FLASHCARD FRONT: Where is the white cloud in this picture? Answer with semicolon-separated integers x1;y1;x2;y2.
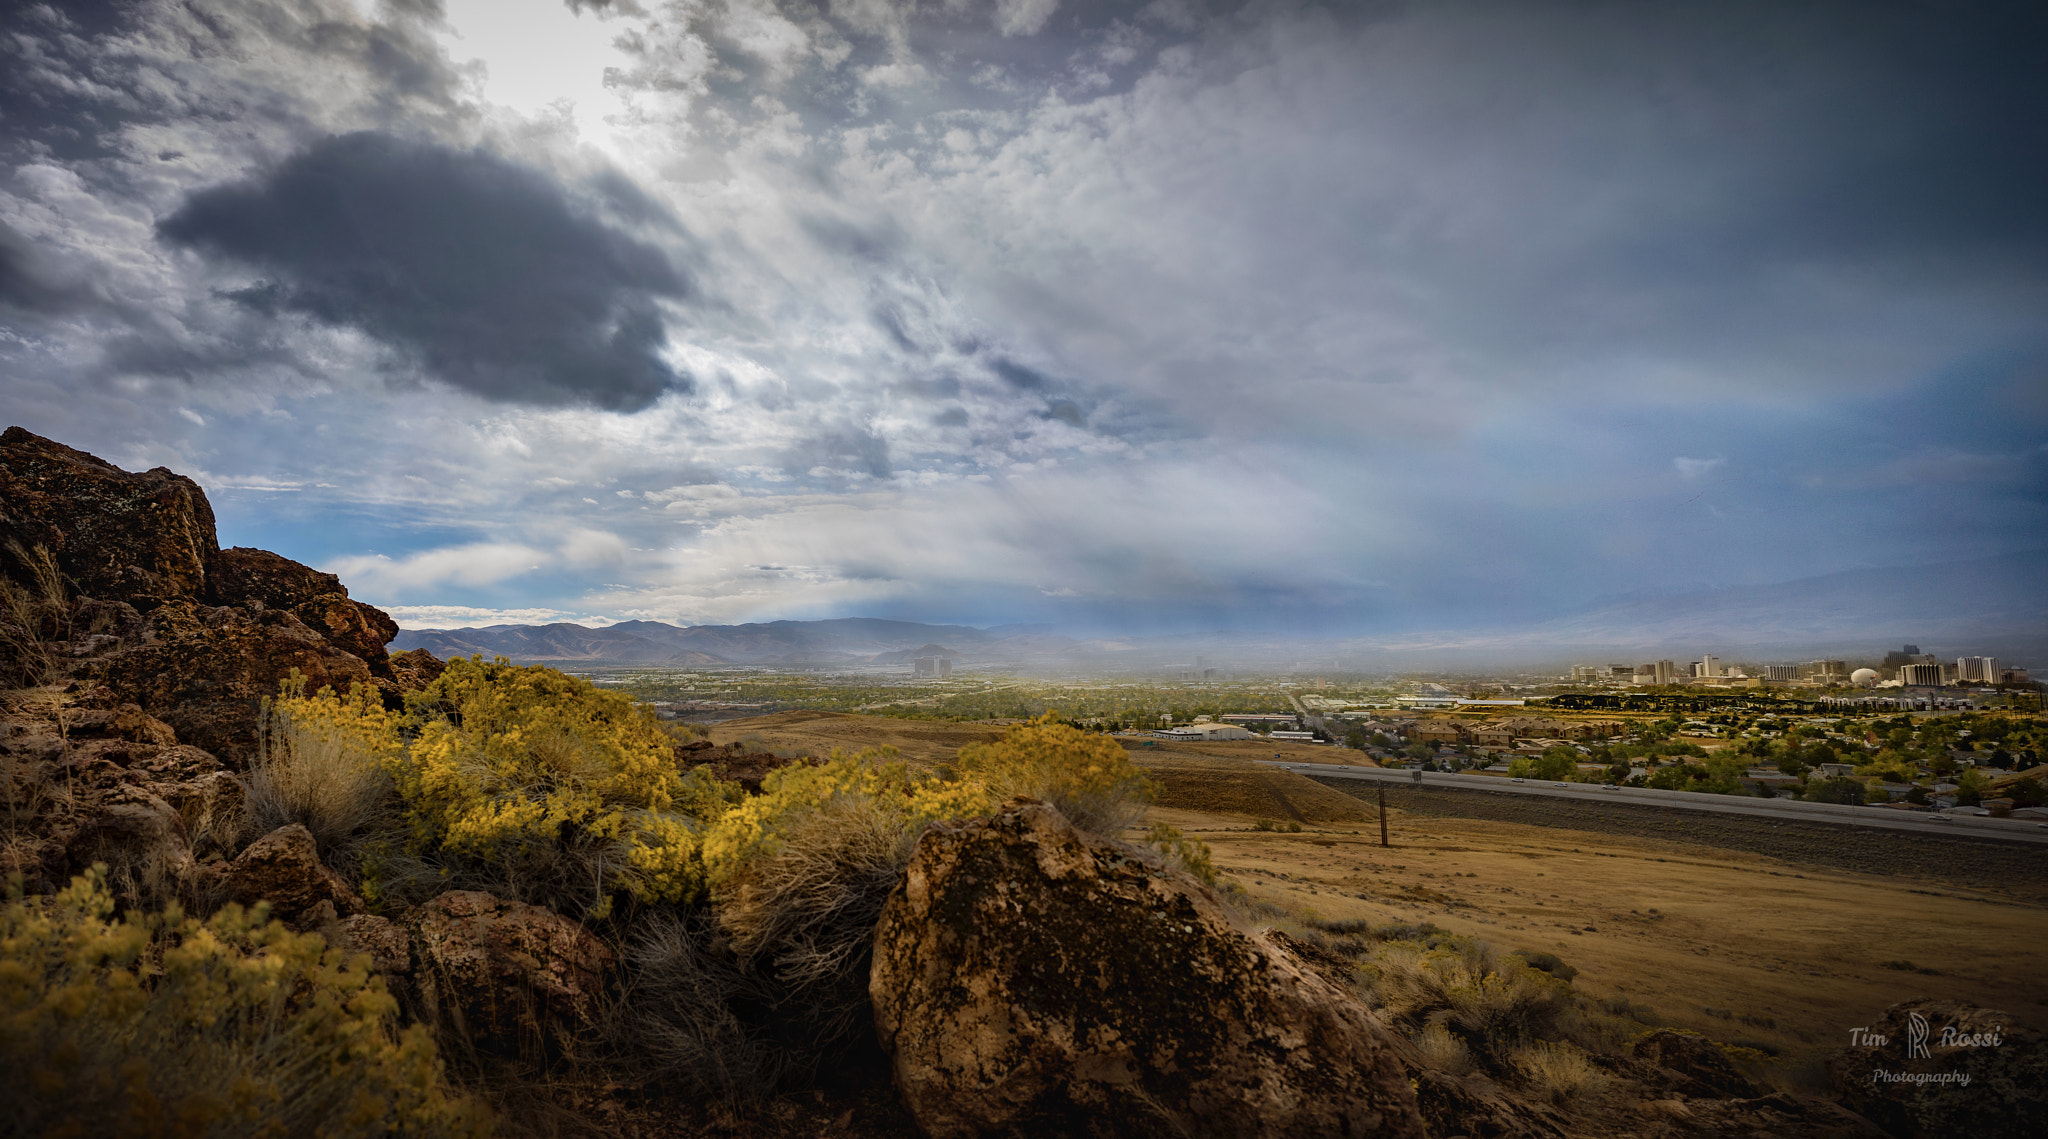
326;543;547;593
1674;456;1726;480
379;605;611;629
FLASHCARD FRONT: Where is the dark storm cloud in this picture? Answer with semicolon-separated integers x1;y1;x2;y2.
157;132;694;411
0;219;88;314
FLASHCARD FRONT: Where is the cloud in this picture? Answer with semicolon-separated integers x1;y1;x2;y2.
156;132;693;411
325;542;548;592
1674;456;1725;480
378;604;610;629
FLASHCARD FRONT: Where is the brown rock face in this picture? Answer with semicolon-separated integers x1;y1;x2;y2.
408;890;615;1059
206;547;398;667
84;598;372;762
0;426;219;608
1631;1029;1763;1099
869;800;1427;1139
1;428;422;762
225;823;364;926
334;913;414;975
1827;999;2046;1139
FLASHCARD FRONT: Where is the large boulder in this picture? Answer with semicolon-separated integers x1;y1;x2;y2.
1827;999;2046;1138
83;598;372;763
225;823;364;927
407;890;615;1060
870;800;1427;1139
206;547;398;668
0;426;219;608
62;784;195;904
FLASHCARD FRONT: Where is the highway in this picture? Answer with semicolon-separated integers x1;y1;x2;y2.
1256;761;2048;846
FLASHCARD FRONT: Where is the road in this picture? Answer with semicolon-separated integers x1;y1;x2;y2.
1256;761;2048;846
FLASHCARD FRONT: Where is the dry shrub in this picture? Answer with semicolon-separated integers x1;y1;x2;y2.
0;541;66;689
954;713;1153;836
1358;934;1574;1075
245;677;404;858
0;867;489;1139
613;912;796;1106
1414;1020;1475;1075
701;749;986;1065
1512;1040;1609;1105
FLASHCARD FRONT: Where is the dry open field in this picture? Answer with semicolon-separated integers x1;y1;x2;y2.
707;714;2048;1061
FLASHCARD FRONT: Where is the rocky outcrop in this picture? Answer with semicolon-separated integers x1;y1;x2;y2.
408;890;615;1059
1632;1029;1763;1100
1827;999;2045;1138
1;427;429;763
869;799;1427;1139
0;426;219;608
225;823;363;927
84;598;374;762
206;547;398;668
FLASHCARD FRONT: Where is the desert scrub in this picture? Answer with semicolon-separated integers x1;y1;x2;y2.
953;713;1153;835
1355;932;1574;1075
247;675;405;857
697;749;991;1056
388;658;740;916
0;867;488;1139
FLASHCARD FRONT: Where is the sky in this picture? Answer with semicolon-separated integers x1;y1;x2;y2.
2;0;2044;637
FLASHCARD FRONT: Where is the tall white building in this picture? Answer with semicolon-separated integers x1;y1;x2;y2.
1697;655;1720;679
1956;657;1999;684
1898;662;1944;687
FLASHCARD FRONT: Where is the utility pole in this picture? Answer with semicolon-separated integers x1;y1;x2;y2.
1378;785;1389;847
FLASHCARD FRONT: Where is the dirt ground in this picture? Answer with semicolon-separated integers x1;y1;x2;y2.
704;715;2048;1060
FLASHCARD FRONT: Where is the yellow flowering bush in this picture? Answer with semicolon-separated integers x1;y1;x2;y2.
700;748;992;891
954;713;1155;835
0;867;489;1139
389;658;739;910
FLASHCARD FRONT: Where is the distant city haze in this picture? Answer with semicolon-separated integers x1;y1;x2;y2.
2;2;2042;650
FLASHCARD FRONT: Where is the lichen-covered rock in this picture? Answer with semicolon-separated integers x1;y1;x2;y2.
386;646;448;691
206;547;398;668
62;784;195;902
0;426;220;608
84;598;372;763
869;799;1427;1139
334;913;414;975
408;890;615;1059
225;823;363;926
1632;1029;1762;1099
1826;999;2046;1139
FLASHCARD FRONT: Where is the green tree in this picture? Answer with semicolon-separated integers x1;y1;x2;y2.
1803;776;1866;805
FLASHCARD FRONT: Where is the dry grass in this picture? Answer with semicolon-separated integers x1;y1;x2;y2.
244;698;399;858
714;793;919;1056
612;912;798;1105
1511;1039;1610;1105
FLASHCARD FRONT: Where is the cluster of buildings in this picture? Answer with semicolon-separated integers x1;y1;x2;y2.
1564;645;2030;691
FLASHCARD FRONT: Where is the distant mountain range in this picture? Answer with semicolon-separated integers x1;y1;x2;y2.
391;550;2047;672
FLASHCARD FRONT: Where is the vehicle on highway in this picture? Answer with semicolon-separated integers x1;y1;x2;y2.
1553;782;1567;788
1511;777;1524;783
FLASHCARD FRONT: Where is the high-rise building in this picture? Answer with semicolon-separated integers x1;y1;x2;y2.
1898;662;1943;687
1610;665;1633;681
1653;659;1676;686
1956;657;1999;684
1764;664;1799;682
1807;660;1847;681
1571;665;1601;683
1698;655;1720;679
